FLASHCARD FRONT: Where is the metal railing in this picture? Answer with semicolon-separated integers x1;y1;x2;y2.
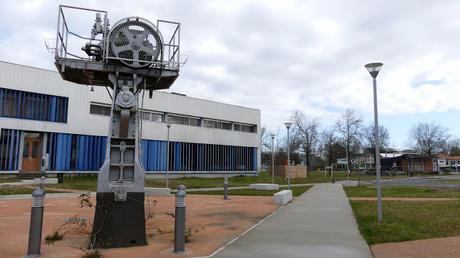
55;5;184;71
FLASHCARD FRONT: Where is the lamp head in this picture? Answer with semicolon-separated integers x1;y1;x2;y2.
284;122;292;130
365;62;383;78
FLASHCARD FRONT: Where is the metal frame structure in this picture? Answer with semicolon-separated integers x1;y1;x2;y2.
55;5;182;71
54;5;183;90
53;5;183;248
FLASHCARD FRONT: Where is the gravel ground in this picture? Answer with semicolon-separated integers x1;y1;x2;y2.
0;194;277;258
372;235;460;258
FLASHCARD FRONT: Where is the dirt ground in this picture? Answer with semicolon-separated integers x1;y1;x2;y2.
372;235;460;258
0;194;278;258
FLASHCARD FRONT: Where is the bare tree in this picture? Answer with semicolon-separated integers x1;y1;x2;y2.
335;109;363;172
260;127;270;152
448;138;460;155
319;129;338;166
292;110;320;169
362;124;390;152
409;122;450;157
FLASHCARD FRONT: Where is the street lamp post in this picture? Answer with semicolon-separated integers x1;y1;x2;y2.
284;122;292;190
270;133;276;184
365;62;383;224
166;124;171;188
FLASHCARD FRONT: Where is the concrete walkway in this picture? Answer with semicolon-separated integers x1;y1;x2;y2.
213;184;372;258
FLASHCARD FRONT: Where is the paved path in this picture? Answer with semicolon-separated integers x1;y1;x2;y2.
213;184;372;258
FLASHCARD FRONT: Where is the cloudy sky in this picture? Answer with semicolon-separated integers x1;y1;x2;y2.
1;0;460;148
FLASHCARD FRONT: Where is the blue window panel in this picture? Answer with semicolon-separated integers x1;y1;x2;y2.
65;134;72;170
14;130;20;170
95;137;100;169
100;137;107;167
54;134;63;170
155;141;159;171
175;142;181;171
0;88;4;116
49;96;57;122
89;136;94;170
148;141;154;170
76;136;82;170
7;130;14;171
15;91;20;118
159;141;164;171
63;99;68;123
141;140;148;170
0;88;68;123
253;148;257;171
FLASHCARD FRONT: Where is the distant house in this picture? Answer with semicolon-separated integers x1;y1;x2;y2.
380;151;434;172
352;154;374;170
437;154;460;168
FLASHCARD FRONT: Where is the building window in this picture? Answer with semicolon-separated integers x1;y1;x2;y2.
141;140;258;172
142;112;151;120
234;123;257;133
203;120;220;129
222;122;232;130
141;111;163;122
190;117;201;127
151;113;163;122
90;103;111;116
0;87;68;123
166;114;189;125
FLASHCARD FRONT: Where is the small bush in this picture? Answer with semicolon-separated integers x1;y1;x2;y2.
82;249;102;258
45;230;64;245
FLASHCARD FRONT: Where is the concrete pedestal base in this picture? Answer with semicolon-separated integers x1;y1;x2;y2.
145;187;171;196
90;192;147;248
249;183;279;190
273;190;293;205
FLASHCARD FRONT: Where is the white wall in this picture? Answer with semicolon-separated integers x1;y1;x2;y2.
0;61;261;149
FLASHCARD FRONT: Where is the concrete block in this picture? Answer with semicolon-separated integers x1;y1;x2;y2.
273;190;292;205
145;187;171;196
249;183;279;190
31;178;58;185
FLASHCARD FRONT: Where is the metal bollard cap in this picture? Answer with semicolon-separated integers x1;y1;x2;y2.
176;189;186;198
177;184;186;191
32;188;46;197
224;177;228;184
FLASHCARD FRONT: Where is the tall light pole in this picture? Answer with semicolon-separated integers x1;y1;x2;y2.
284;122;292;190
166;123;171;188
365;62;383;224
270;133;276;184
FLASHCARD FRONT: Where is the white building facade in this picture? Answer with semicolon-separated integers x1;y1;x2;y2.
0;61;261;176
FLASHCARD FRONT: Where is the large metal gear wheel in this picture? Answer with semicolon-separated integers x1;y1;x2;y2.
109;17;163;68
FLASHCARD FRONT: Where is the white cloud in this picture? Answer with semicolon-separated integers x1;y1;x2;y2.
1;0;460;145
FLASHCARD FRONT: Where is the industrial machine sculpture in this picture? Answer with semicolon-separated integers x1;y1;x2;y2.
53;5;182;247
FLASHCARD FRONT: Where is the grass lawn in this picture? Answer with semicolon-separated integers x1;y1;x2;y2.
146;171;403;189
0;178;19;183
344;186;460;198
0;186;63;195
40;171;405;192
350;200;460;245
344;185;460;198
189;185;312;197
45;175;97;191
433;179;460;184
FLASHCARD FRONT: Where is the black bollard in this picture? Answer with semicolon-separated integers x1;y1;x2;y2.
26;187;46;258
224;177;229;200
57;173;64;184
174;185;186;254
